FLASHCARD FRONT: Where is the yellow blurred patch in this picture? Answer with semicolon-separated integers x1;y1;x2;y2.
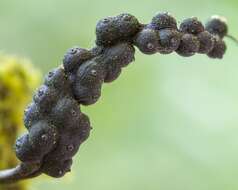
0;53;41;190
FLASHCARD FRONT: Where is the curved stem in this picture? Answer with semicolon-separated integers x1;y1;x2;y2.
0;162;42;184
226;34;238;45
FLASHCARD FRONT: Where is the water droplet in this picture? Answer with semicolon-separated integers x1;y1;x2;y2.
58;170;63;175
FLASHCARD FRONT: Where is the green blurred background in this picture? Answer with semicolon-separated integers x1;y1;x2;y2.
0;0;238;189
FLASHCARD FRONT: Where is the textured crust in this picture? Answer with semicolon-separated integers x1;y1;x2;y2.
15;12;227;179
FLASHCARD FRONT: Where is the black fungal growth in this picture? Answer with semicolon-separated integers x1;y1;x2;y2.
15;12;228;178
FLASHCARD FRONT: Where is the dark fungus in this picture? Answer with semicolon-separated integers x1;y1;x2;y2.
15;12;228;178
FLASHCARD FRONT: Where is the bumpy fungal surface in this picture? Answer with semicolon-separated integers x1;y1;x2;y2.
197;31;215;54
150;12;177;30
205;16;228;38
157;29;181;54
14;12;228;179
179;17;205;34
176;33;200;57
134;28;160;54
96;13;141;46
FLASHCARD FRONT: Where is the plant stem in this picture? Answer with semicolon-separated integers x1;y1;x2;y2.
0;163;42;184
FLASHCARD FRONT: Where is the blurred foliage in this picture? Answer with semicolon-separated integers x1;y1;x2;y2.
0;54;41;190
0;0;238;190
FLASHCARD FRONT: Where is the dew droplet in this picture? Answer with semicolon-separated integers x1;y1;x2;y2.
58;170;63;175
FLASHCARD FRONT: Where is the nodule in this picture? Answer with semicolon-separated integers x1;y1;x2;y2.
150;12;177;30
205;15;228;38
180;17;204;34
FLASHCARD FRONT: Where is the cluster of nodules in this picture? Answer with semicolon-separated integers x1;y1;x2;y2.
15;68;91;177
14;36;135;178
96;13;227;58
14;12;227;179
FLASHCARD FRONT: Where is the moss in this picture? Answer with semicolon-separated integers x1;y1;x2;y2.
0;53;40;189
